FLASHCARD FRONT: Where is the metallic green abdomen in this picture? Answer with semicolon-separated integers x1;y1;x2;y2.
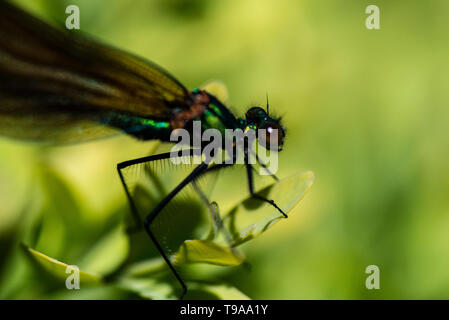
99;112;172;141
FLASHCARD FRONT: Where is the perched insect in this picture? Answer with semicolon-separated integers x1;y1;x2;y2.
0;1;287;298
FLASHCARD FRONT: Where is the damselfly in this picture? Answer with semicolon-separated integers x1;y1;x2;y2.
0;1;288;298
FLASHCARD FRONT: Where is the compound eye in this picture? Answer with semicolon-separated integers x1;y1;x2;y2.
245;107;267;122
261;122;284;150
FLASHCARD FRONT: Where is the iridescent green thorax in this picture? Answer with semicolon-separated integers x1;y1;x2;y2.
98;89;284;151
98;89;241;143
195;91;242;141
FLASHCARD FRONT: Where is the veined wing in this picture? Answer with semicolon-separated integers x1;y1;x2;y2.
0;1;190;143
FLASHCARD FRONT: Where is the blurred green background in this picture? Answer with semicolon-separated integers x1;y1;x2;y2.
1;0;448;299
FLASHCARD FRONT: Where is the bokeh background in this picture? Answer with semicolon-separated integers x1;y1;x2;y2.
1;0;448;299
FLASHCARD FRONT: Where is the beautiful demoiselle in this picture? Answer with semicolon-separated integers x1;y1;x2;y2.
0;1;288;298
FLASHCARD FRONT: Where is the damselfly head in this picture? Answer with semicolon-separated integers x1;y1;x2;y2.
244;106;285;151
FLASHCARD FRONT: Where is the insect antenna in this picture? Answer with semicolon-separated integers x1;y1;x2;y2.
266;92;270;115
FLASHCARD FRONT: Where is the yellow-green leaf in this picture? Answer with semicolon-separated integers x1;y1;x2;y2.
224;171;315;246
174;240;245;266
200;79;229;104
187;283;251;300
23;245;102;285
118;278;177;300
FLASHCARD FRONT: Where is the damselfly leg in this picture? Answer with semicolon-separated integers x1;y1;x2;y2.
117;150;210;299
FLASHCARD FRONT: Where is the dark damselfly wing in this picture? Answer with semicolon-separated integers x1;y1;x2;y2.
0;1;189;143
